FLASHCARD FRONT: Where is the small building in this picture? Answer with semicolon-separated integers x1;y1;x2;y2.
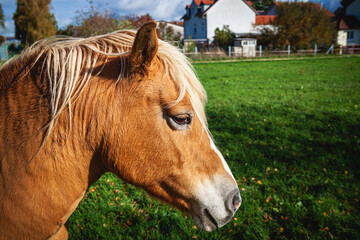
233;38;257;57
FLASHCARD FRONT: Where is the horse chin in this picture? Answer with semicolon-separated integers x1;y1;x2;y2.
192;210;218;232
191;207;236;232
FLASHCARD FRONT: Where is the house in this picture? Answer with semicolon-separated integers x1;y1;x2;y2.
336;0;360;47
182;0;258;43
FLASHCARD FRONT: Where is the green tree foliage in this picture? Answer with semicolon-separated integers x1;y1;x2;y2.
260;3;337;49
250;0;273;11
0;3;5;30
214;25;235;48
13;0;57;47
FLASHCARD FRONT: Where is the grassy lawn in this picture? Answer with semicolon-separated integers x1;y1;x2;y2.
66;56;360;239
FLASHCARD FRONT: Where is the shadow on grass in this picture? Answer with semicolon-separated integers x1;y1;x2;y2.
206;103;360;173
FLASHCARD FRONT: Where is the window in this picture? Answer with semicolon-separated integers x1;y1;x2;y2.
347;31;354;41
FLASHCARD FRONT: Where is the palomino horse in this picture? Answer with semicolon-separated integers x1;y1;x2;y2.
0;22;241;239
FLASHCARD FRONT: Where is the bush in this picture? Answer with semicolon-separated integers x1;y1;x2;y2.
214;25;235;49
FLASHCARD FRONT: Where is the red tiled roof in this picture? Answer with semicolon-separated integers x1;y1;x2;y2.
186;4;190;8
194;0;215;6
339;15;360;30
170;21;184;26
246;1;253;6
256;15;276;25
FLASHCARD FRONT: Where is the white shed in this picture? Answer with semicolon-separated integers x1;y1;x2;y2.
233;38;257;57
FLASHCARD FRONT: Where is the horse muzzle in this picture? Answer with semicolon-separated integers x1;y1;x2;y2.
190;176;241;231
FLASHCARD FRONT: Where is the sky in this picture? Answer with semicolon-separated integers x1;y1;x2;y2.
1;0;341;37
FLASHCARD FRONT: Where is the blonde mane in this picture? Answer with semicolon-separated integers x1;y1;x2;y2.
2;29;209;142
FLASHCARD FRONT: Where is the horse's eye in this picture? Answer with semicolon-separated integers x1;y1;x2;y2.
172;114;191;125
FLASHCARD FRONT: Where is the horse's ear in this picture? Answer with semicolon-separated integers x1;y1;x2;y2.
130;21;158;74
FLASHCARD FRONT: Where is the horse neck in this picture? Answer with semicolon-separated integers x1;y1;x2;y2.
0;57;107;237
0;56;118;223
0;54;36;92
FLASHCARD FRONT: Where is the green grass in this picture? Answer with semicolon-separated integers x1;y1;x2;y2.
68;56;360;239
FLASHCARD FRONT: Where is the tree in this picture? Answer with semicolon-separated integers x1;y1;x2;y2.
13;0;57;47
260;3;336;49
57;1;135;37
250;0;273;11
125;14;154;29
214;25;235;48
0;35;5;45
0;3;5;30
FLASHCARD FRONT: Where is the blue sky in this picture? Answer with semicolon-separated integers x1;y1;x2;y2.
1;0;341;37
1;0;193;36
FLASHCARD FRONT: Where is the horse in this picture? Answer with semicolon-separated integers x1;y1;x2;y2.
0;22;241;239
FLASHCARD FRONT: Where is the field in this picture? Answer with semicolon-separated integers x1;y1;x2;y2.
68;56;360;239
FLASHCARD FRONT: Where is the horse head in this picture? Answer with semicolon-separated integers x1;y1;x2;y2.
98;22;241;231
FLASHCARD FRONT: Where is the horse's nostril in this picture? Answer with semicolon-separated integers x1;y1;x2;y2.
232;192;241;211
227;189;241;212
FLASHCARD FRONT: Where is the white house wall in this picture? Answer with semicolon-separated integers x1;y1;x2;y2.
206;0;256;42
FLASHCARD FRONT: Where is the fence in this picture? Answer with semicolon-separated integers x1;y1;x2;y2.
183;44;360;59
